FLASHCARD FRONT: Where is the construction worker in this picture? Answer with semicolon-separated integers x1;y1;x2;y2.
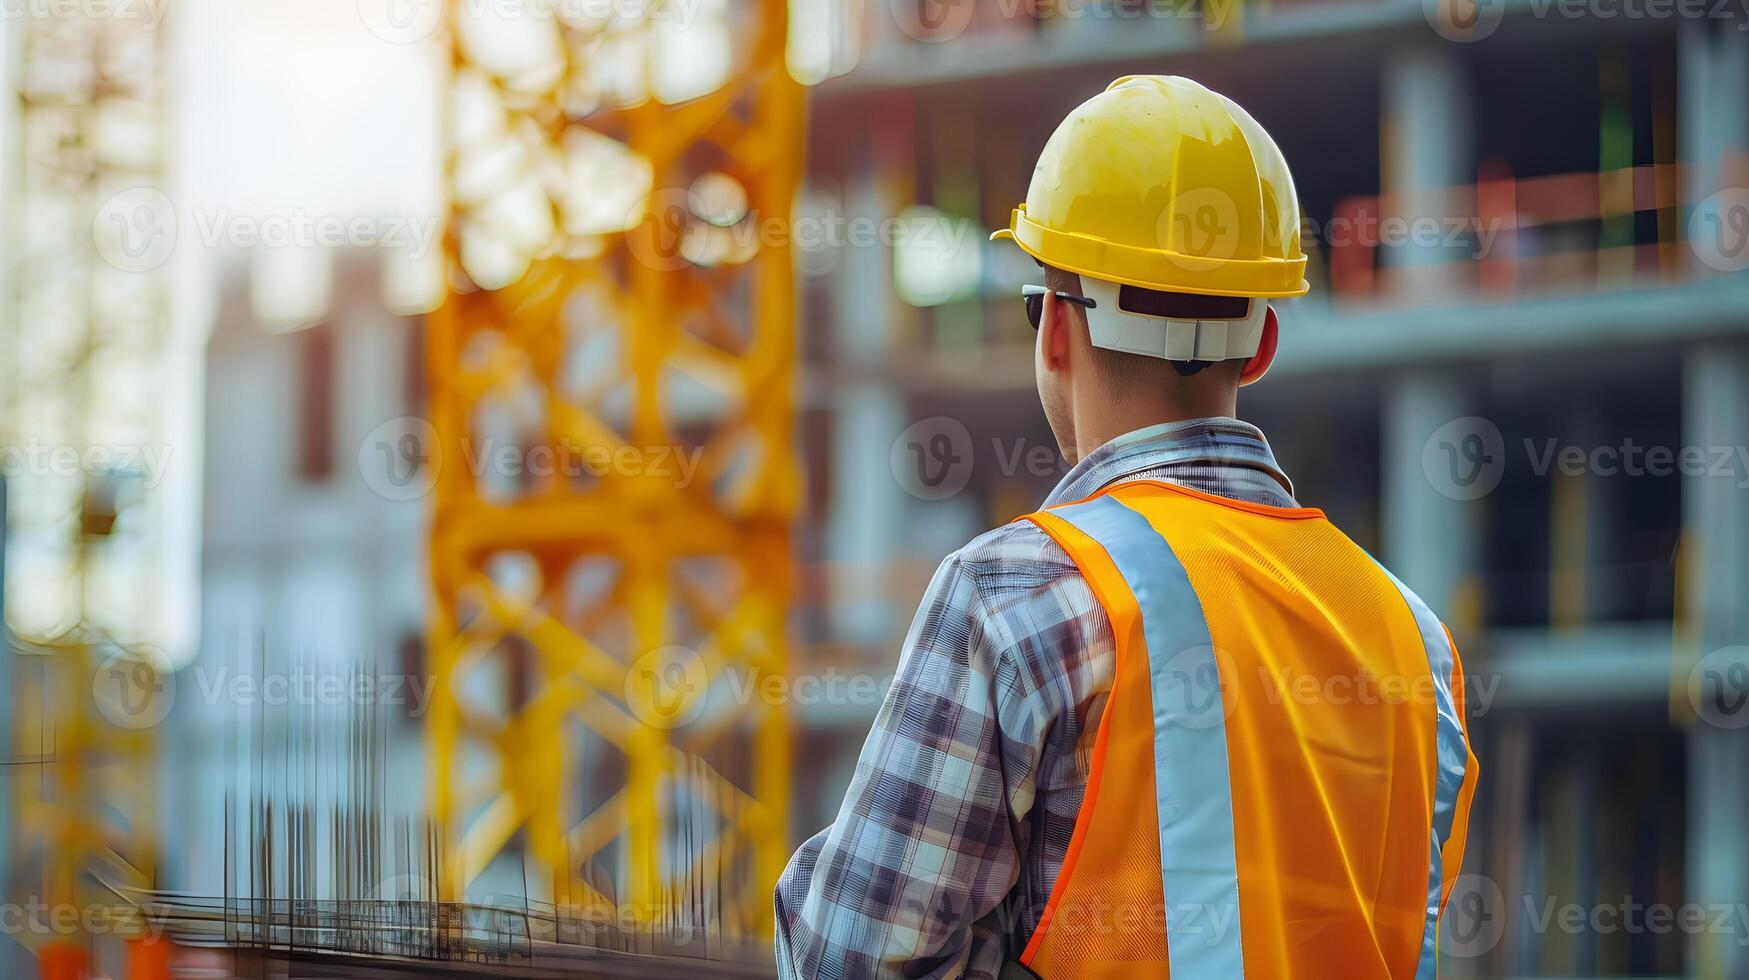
775;76;1479;979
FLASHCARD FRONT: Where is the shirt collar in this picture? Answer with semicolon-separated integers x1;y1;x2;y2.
1042;417;1296;508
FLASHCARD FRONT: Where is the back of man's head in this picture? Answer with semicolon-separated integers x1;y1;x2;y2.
1042;265;1248;395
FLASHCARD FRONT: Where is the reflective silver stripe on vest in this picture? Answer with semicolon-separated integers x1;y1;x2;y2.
1378;566;1468;980
1054;495;1245;977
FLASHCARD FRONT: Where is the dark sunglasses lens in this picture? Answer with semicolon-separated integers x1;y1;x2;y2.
1023;292;1044;330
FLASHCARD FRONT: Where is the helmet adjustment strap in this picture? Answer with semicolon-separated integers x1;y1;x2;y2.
1077;276;1269;365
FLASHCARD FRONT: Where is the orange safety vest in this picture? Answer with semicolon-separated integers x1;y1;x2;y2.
1017;480;1479;979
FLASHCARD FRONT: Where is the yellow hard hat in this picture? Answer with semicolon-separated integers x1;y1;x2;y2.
992;75;1309;299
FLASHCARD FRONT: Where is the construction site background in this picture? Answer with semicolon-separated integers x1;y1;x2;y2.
1;0;1747;977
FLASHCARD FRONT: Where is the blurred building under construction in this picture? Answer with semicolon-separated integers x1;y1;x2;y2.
796;8;1749;979
1;0;1747;978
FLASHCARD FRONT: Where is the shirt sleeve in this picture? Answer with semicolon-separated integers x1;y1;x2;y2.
774;548;1027;980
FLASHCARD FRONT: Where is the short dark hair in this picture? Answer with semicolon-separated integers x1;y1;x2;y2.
1042;265;1243;390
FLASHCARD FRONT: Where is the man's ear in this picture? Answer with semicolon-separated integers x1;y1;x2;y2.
1040;291;1074;372
1237;306;1278;386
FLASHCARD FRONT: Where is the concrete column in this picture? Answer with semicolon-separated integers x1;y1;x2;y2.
834;153;896;365
825;157;908;646
826;388;908;645
1681;342;1749;980
1381;47;1475;301
1680;25;1749;283
1382;371;1482;624
1679;23;1749;205
1679;36;1749;980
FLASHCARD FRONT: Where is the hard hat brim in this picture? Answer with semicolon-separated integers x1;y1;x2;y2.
994;206;1311;300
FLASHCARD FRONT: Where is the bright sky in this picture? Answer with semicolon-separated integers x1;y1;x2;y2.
175;0;444;224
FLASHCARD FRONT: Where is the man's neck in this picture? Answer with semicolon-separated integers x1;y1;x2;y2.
1071;389;1238;464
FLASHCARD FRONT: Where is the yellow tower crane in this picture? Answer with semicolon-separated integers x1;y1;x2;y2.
428;0;803;938
4;6;173;980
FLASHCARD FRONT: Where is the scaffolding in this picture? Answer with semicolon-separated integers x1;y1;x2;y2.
428;0;803;937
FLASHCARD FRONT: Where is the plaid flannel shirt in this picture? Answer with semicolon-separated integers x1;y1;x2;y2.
774;418;1298;980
